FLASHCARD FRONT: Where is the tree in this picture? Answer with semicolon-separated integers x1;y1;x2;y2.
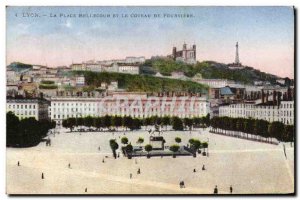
131;118;141;130
121;137;129;146
172;117;183;131
126;143;133;153
62;118;76;132
7;111;20;146
183;118;193;132
169;144;180;158
175;137;182;144
143;117;152;130
193;117;201;128
123;116;133;131
136;137;144;145
188;138;195;145
7;112;54;147
283;125;294;144
202;142;208;153
94;117;102;130
236;118;244;137
109;139;119;159
113;116;123;131
244;118;255;139
144;144;153;157
84;116;93;128
103;115;112;129
76;117;84;127
189;138;201;152
203;114;210;127
162;116;170;130
268;121;285;142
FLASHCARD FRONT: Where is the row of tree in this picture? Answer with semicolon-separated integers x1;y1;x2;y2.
62;115;210;132
210;116;294;143
7;112;56;147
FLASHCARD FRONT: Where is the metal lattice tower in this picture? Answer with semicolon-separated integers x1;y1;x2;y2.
235;42;240;64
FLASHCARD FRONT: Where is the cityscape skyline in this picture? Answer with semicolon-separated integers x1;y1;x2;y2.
6;6;294;78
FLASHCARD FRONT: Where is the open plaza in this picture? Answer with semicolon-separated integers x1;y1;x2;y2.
6;128;294;194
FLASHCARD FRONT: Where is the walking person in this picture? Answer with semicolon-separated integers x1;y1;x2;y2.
68;163;71;169
17;161;20;166
137;168;141;174
202;165;206;170
230;185;233;194
214;185;218;194
41;173;44;179
85;188;87;193
193;168;196;173
130;173;132;179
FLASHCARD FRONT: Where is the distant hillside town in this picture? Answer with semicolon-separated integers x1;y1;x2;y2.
6;42;294;128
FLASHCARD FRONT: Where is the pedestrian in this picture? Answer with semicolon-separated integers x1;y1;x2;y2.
182;181;185;188
193;168;196;173
130;173;132;179
98;146;101;151
41;173;44;179
202;165;206;170
17;161;20;166
214;185;218;194
68;163;71;169
230;185;233;194
85;188;87;193
137;168;140;174
102;158;105;163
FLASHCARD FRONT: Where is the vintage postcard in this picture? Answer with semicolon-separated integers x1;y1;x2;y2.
6;6;295;195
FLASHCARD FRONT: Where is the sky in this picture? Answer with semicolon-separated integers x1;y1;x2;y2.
6;6;294;78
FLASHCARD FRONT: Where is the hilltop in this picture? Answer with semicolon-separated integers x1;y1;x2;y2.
73;71;209;94
140;58;280;85
7;62;32;72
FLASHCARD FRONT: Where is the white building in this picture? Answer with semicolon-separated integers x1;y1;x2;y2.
7;98;50;120
124;56;145;64
71;63;86;71
85;63;103;72
50;92;210;126
219;101;294;125
75;76;85;86
118;65;139;74
6;70;16;83
193;79;235;88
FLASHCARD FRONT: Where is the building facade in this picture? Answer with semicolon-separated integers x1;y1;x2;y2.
50;92;210;126
219;101;294;125
7;98;50;120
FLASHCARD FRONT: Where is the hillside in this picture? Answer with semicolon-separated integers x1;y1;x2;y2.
8;62;32;72
73;71;209;94
140;58;280;85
